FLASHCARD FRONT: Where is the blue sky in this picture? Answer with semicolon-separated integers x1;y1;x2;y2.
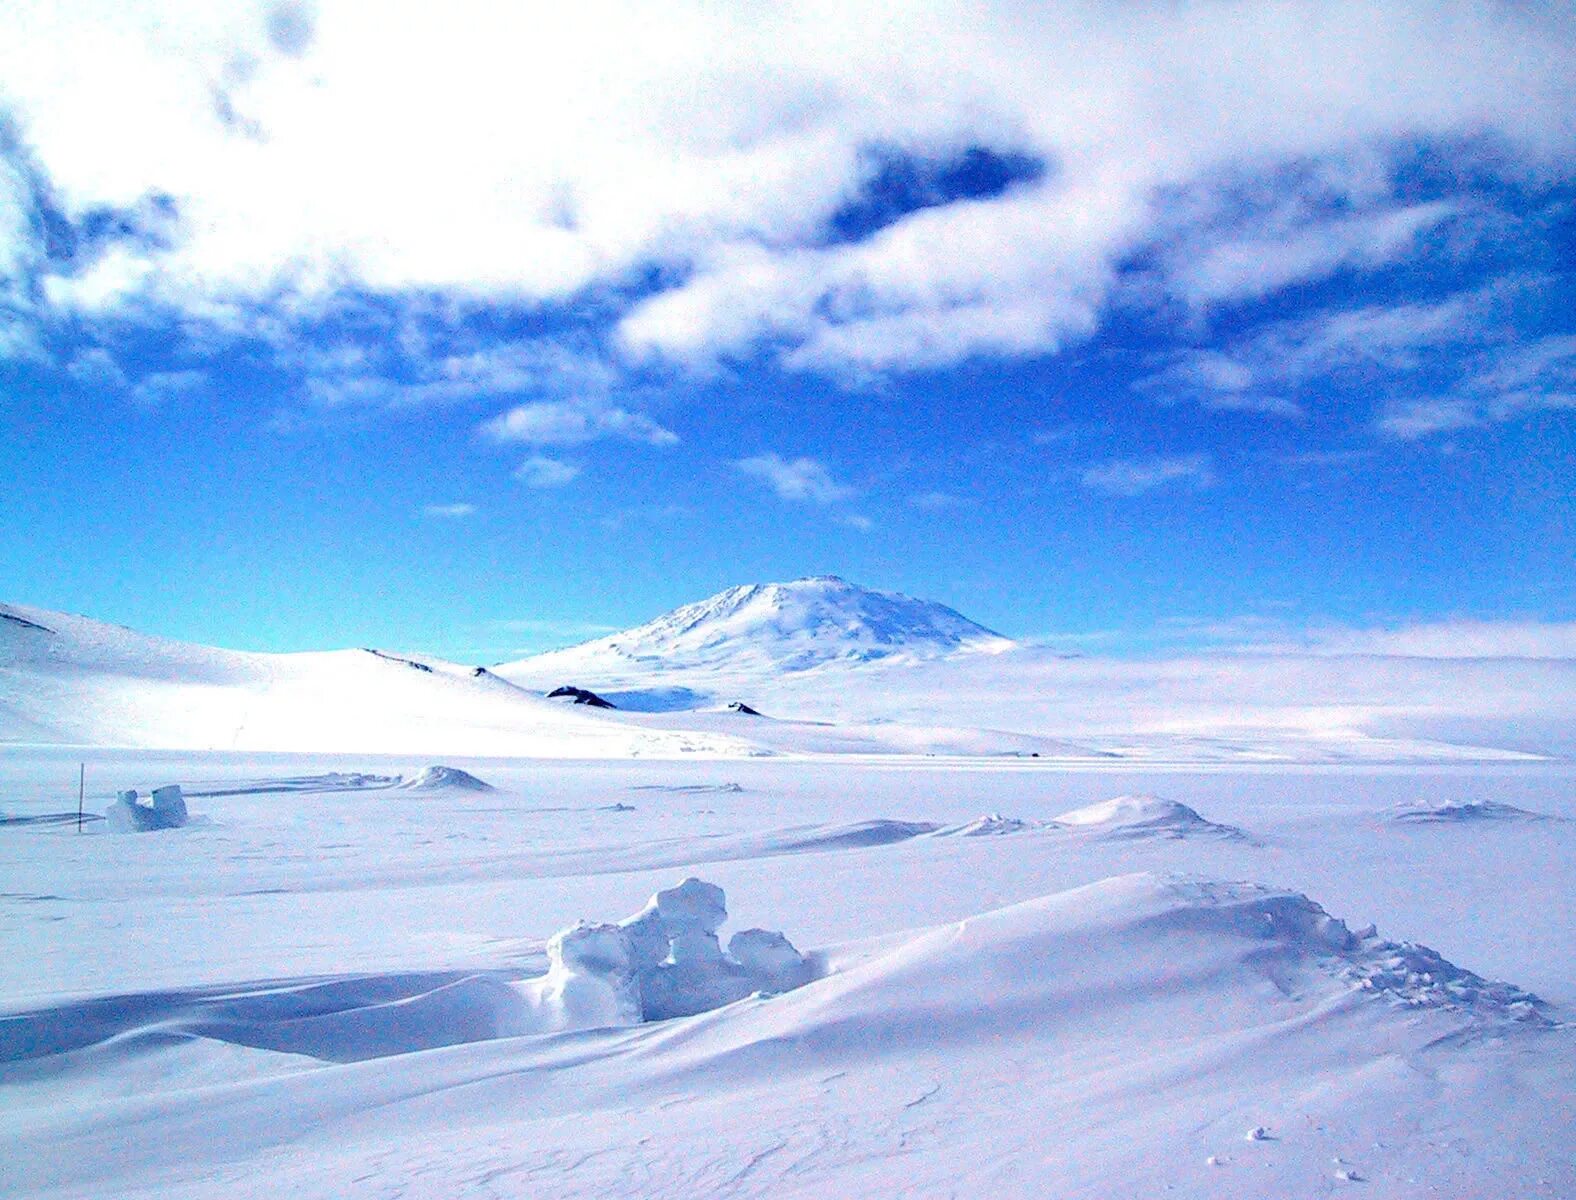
2;2;1573;662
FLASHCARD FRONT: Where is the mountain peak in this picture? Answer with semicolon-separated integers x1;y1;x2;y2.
499;578;1014;682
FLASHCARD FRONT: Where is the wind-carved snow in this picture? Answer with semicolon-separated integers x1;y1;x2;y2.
1156;877;1549;1023
486;875;816;1037
932;814;1041;837
1386;799;1555;823
104;785;190;832
501;575;1015;681
1051;795;1250;841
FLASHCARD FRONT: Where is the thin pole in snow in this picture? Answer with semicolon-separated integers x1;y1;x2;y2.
77;762;84;833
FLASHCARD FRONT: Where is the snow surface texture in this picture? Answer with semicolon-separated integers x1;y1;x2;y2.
1;753;1574;1198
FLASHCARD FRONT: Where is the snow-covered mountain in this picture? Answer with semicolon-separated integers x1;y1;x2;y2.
0;602;740;756
6;589;1571;761
498;576;1015;686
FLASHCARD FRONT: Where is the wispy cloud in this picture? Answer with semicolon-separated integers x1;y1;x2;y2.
1081;454;1215;496
514;456;581;488
1375;398;1479;440
481;399;678;447
129;369;207;407
1375;332;1576;440
65;347;129;390
293;336;623;413
1137;287;1492;416
422;502;477;519
1167;201;1456;307
735;453;855;504
1195;615;1576;658
909;491;973;511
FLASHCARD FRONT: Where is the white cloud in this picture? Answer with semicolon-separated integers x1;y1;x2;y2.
1081;453;1214;496
736;453;854;504
295;336;624;411
1373;331;1576;439
0;1;1570;378
129;368;206;406
66;347;128;389
422;502;476;518
1217;617;1576;659
1166;201;1455;307
1375;397;1479;439
1136;279;1576;437
909;490;972;511
0;315;45;362
481;398;678;447
839;513;875;531
514;455;580;488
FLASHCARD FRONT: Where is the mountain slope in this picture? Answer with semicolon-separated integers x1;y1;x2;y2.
498;576;1014;688
0;602;743;756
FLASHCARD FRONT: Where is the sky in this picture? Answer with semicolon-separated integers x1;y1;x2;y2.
1;0;1573;663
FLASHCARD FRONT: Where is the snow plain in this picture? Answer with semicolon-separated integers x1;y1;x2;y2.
3;584;1575;1198
3;751;1573;1199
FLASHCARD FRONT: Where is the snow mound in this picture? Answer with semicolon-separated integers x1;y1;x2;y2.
1051;794;1249;840
934;814;1040;836
524;877;813;1026
1387;799;1554;824
105;785;190;832
397;765;495;792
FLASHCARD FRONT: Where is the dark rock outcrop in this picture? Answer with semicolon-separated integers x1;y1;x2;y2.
546;685;617;709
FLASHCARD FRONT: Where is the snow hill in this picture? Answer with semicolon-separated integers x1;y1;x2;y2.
6;585;1574;761
0;603;740;756
499;576;1014;687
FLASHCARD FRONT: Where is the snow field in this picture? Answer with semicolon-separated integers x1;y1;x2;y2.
2;751;1573;1198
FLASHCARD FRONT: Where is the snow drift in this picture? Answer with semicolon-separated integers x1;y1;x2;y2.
2;871;1562;1200
0;878;811;1068
1386;799;1555;823
1051;795;1249;840
396;766;494;792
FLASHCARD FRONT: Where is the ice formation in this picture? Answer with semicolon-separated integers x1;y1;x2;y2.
522;877;813;1030
105;784;190;832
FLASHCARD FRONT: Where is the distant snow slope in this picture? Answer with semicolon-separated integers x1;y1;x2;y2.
496;578;1573;761
0;603;743;757
7;584;1574;761
499;576;1014;686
